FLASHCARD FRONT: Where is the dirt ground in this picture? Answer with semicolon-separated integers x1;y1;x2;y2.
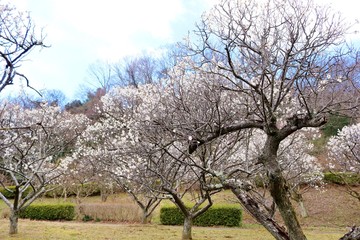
298;185;360;227
239;185;360;228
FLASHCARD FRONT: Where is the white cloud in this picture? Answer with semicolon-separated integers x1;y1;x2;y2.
14;0;188;60
8;0;358;100
315;0;360;40
51;0;185;50
8;0;208;99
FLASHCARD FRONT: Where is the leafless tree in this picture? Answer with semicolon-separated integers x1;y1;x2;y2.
157;44;190;79
40;89;67;108
0;4;46;94
166;0;360;239
85;60;116;93
113;54;160;87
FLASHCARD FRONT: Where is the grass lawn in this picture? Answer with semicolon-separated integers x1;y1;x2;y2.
0;186;358;239
0;219;348;240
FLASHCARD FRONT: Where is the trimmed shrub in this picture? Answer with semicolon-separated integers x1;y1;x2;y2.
20;203;75;221
75;182;101;197
160;207;185;225
324;172;360;186
44;183;101;198
44;185;65;198
160;205;242;227
82;214;94;222
0;186;32;199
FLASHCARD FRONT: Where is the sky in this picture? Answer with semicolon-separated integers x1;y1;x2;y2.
5;0;360;101
8;0;217;100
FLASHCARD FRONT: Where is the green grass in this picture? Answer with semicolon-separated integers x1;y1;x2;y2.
0;187;358;239
0;219;347;240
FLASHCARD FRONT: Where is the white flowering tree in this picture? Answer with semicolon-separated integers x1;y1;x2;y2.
101;78;324;239
327;123;360;201
78;85;225;238
247;129;323;218
123;57;328;238
0;103;88;234
0;3;46;94
76;62;326;238
54;154;107;204
100;59;325;238
168;0;360;239
73;92;164;224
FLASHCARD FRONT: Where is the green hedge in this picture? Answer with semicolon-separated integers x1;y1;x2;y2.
324;172;360;186
20;203;75;221
160;206;242;227
44;183;101;198
0;186;32;199
44;185;65;198
160;207;185;225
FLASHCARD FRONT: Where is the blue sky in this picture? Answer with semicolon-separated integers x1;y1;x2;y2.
6;0;360;101
7;0;217;100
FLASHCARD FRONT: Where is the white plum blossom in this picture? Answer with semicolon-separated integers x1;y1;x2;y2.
0;102;89;234
326;123;360;203
327;123;360;173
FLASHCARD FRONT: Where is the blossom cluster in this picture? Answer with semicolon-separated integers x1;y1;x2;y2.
327;123;360;173
0;102;89;188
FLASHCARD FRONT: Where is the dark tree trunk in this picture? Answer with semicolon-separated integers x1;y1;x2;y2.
229;186;290;240
262;136;307;240
340;226;360;240
268;171;306;240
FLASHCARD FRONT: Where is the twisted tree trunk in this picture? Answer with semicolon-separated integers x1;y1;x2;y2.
268;171;306;240
229;186;290;240
261;136;307;240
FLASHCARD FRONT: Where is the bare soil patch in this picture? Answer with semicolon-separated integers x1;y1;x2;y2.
236;185;360;227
